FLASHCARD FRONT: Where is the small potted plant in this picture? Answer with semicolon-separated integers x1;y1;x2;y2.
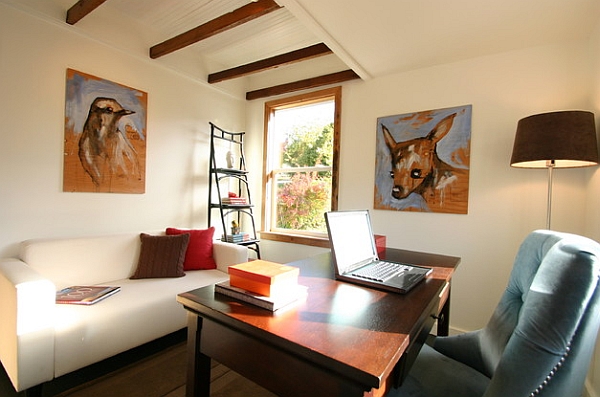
231;220;240;235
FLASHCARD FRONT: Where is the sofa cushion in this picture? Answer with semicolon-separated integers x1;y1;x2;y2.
166;227;217;270
130;233;189;279
53;268;229;377
20;234;142;289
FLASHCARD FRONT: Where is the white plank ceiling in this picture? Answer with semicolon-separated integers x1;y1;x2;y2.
4;0;600;98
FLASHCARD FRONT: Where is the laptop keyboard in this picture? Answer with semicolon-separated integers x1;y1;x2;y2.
351;261;410;282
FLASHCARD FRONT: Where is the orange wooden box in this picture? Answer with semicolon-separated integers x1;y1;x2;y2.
228;260;299;297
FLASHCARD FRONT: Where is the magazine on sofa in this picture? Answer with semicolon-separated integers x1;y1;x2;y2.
56;286;120;305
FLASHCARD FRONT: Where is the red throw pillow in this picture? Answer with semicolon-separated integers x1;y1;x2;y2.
166;227;217;270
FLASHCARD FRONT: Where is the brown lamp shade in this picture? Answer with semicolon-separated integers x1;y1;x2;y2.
510;111;599;168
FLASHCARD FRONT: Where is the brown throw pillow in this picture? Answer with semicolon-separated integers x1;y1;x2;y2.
130;233;189;279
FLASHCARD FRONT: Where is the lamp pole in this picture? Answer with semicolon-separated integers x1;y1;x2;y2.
546;160;555;230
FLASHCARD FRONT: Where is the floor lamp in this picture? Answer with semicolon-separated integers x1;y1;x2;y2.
510;111;598;230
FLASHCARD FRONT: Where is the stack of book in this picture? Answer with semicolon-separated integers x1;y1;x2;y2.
221;197;247;205
228;260;299;296
215;260;306;311
224;232;250;243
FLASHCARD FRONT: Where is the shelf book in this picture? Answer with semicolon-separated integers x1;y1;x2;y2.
215;281;307;311
225;233;250;243
222;197;247;205
56;286;120;305
228;260;299;297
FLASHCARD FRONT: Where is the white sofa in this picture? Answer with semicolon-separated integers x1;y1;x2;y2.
0;231;247;393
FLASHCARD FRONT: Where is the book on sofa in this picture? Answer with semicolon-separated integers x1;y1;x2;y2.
56;286;120;305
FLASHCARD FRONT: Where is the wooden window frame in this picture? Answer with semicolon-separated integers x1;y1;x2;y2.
260;87;341;247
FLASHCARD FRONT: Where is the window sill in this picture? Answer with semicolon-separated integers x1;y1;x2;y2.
259;231;331;248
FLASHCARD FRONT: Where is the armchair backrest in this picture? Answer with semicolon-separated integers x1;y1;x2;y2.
479;230;600;396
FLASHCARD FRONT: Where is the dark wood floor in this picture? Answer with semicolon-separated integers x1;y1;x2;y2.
53;343;276;397
0;330;276;397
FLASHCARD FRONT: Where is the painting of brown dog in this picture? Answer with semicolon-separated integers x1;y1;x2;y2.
375;105;471;213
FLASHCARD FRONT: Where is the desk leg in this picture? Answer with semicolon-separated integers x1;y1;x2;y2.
186;312;211;397
436;284;451;336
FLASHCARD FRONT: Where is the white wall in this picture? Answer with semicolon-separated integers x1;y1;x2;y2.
0;3;245;258
584;15;600;397
247;38;595;331
587;19;600;242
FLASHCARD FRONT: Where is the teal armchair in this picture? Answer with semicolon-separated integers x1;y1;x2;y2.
390;230;600;397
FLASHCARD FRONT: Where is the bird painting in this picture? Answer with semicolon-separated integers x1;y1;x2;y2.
63;68;147;194
78;97;141;188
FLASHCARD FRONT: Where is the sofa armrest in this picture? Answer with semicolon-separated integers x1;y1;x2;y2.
0;258;55;391
212;241;248;273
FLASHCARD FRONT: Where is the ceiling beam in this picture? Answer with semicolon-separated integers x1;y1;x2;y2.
208;43;333;84
246;70;360;100
66;0;108;25
150;0;281;59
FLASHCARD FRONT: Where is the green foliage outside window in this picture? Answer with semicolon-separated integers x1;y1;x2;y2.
283;123;333;167
277;172;331;231
276;123;333;232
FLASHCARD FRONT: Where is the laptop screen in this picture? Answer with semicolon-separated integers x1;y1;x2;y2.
325;210;378;274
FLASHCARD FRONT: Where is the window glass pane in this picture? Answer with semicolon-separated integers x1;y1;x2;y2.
273;170;332;233
272;101;334;169
268;99;334;234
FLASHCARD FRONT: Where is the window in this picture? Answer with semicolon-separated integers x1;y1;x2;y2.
261;87;340;245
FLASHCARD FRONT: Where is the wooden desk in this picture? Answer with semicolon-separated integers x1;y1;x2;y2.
177;248;459;397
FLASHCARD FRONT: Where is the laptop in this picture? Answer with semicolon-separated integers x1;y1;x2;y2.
324;210;432;293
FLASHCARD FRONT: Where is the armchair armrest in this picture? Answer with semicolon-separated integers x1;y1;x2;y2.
431;330;488;376
212;241;248;273
0;258;55;391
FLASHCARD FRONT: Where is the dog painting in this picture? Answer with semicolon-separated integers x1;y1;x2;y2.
63;69;147;193
374;105;471;213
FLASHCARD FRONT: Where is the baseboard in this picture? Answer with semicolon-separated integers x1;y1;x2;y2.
448;326;465;336
584;379;597;397
29;329;187;397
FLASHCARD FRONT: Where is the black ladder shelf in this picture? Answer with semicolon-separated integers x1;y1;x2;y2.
207;122;260;259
